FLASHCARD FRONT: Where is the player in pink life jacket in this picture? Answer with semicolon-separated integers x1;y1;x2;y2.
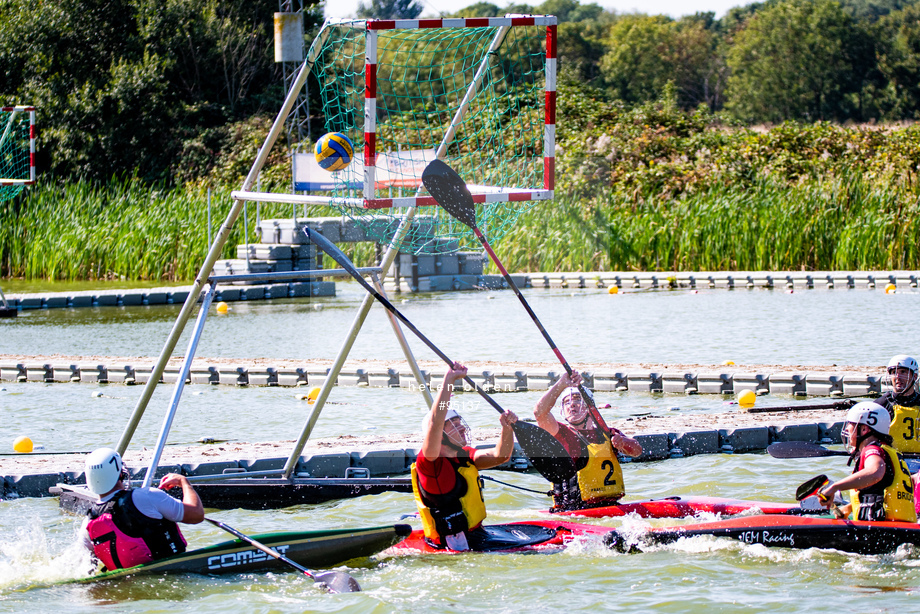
80;448;205;571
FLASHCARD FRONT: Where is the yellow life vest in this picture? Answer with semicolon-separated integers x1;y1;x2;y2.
889;403;920;454
848;444;916;523
575;432;625;502
411;460;487;545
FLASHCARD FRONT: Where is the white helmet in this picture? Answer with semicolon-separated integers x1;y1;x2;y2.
887;355;919;395
423;408;472;448
561;386;590;429
84;447;126;495
843;401;891;437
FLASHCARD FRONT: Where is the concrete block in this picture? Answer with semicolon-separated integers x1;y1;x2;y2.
400;370;430;390
525;371;559;391
42;295;67;309
52;363;80;383
110;365;136;385
367;368;399;388
118;292;143;306
349;449;410;476
594;371;629;392
697;373;733;395
461;371;494;392
819;422;845;443
241;286;265;301
237;244;293;260
733;373;770;395
337;369;368;387
247;367;277;386
168;289;190;304
69;295;93;308
144;291;168;305
218;367;248;386
79;364;108;383
769;372;807;396
239;457;286;473
459;253;485;275
339;220;367;242
450;275;481;291
307;368;334;388
435;254;460;276
276;367;308;387
770;423;820;443
428;275;460;292
161;369;187;384
296;453;351;478
264;284;289;299
258;220;282;244
719;427;770;453
301;218;342;243
9;473;66;497
662;372;697;394
93;293;118;306
843;375;882;397
0;363;26;382
627;372;663;393
216;287;241;302
634;433;670;461
128;464;182;482
133;366;162;385
18;296;42;309
181;461;241;477
190;366;219;385
805;373;845;396
493;371;527;393
669;430;720;456
25;363;52;382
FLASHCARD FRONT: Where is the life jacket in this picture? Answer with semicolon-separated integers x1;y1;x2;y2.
411;455;487;548
848;444;917;522
86;490;187;570
552;429;625;511
889;402;920;455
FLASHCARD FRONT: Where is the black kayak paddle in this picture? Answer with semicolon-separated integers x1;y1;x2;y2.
205;518;360;593
767;441;850;459
422;159;613;438
305;228;577;484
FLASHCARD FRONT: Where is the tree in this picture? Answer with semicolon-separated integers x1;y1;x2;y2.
725;0;875;123
875;4;920;118
356;0;424;19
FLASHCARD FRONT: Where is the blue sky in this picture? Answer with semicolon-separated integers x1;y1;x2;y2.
324;0;747;19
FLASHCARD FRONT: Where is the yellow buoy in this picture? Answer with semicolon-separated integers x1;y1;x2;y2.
608;286;619;295
306;386;321;404
738;389;756;408
216;301;229;314
13;436;33;453
722;360;735;366
885;283;896;294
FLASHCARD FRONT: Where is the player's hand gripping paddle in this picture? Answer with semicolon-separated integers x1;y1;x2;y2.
206;518;360;593
305;228;577;483
422;159;612;436
795;475;845;518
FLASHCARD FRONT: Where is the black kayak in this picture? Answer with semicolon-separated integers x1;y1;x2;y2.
605;515;920;556
69;524;411;583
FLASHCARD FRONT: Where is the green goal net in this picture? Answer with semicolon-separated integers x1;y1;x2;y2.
0;106;35;202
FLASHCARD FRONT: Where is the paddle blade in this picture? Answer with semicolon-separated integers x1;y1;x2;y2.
512;421;577;483
796;474;830;501
422;160;477;228
768;442;849;459
314;570;361;593
305;228;362;280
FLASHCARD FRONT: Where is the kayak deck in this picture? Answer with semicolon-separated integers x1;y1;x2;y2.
73;523;412;583
607;514;920;555
387;520;614;555
554;495;809;519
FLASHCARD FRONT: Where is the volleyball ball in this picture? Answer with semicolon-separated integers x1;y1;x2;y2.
314;132;354;171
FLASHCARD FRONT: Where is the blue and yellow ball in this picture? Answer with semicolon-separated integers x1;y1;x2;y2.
314;132;354;171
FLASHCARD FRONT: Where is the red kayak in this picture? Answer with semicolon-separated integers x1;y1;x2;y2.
605;514;920;555
552;495;810;519
387;520;614;555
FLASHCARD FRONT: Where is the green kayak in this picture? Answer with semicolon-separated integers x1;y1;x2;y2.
69;523;411;583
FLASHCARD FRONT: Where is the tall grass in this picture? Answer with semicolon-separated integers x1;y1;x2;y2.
0;177;376;281
495;171;920;272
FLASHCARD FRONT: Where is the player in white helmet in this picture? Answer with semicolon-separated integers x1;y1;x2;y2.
874;355;920;473
410;362;519;551
80;448;204;571
817;402;916;522
533;371;642;512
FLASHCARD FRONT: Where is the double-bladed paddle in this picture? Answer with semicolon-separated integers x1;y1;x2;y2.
421;159;613;438
305;228;577;484
205;517;360;593
767;441;850;459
